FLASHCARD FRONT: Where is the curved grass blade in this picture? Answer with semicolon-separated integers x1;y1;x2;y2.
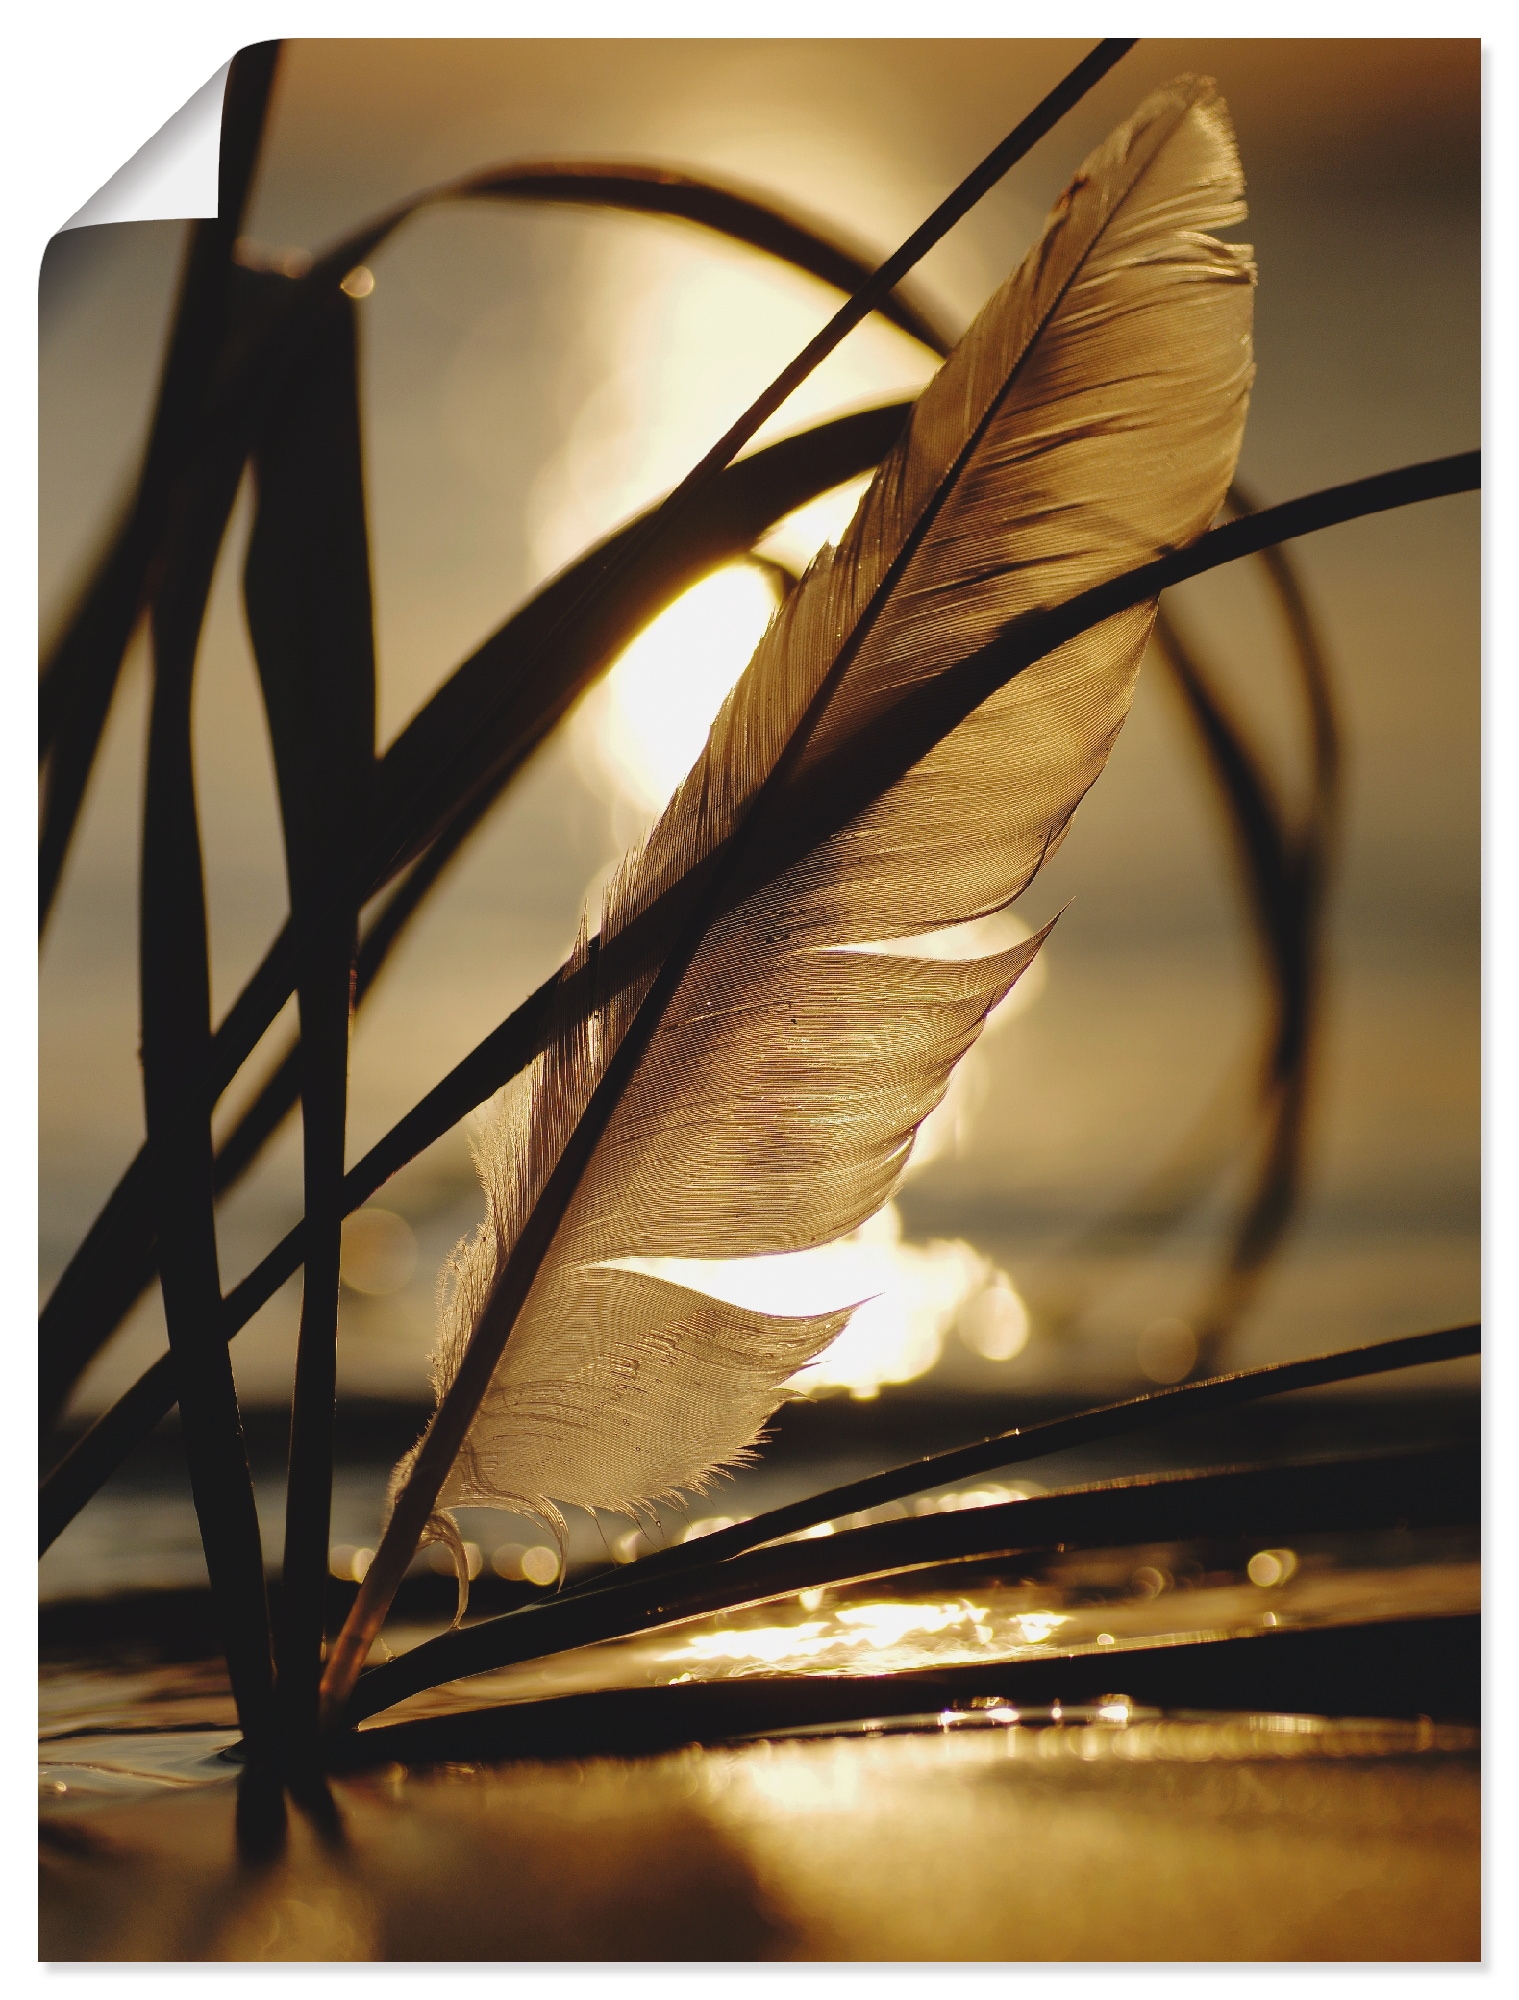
39;459;1479;1553
345;1429;1477;1727
38;404;912;1432
38;43;282;930
242;291;377;1742
1187;480;1344;1367
465;162;953;355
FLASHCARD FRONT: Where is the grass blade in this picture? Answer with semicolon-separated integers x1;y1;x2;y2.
1024;499;1345;1359
341;1612;1480;1765
1186;481;1345;1365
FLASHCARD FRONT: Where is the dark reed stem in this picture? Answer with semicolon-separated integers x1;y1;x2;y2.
38;44;282;931
37;405;913;1431
1149;605;1320;1366
562;1321;1480;1605
125;50;288;1754
464;163;956;355
345;1608;1481;1765
40;455;1480;1558
278;923;355;1748
243;294;378;1748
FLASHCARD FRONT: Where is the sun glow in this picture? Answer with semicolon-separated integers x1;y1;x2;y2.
574;562;782;825
673;1597;993;1669
614;1199;1025;1398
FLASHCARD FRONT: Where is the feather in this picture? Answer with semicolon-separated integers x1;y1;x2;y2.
403;76;1254;1555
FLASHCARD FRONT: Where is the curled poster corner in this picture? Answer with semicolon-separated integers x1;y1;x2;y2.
61;60;231;232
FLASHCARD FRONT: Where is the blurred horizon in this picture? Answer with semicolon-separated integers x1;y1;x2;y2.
40;38;1479;1442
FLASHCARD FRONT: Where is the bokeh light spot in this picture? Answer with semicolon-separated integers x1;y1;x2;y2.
340;1208;417;1296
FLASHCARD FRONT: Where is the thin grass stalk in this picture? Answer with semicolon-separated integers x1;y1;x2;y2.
38;406;914;1428
38;44;282;929
460;163;954;354
1143;493;1342;1370
278;921;355;1749
572;1321;1479;1607
1150;604;1306;1347
39;458;1480;1554
344;1609;1481;1767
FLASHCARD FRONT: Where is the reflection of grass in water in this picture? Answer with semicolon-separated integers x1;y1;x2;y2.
37;36;1478;1780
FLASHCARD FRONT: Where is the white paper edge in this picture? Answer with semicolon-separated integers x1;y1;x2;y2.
61;59;230;232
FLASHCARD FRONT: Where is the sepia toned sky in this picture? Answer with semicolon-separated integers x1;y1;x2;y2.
39;38;1479;1417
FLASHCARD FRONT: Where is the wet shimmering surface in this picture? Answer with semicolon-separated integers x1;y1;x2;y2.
40;1707;1479;1962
